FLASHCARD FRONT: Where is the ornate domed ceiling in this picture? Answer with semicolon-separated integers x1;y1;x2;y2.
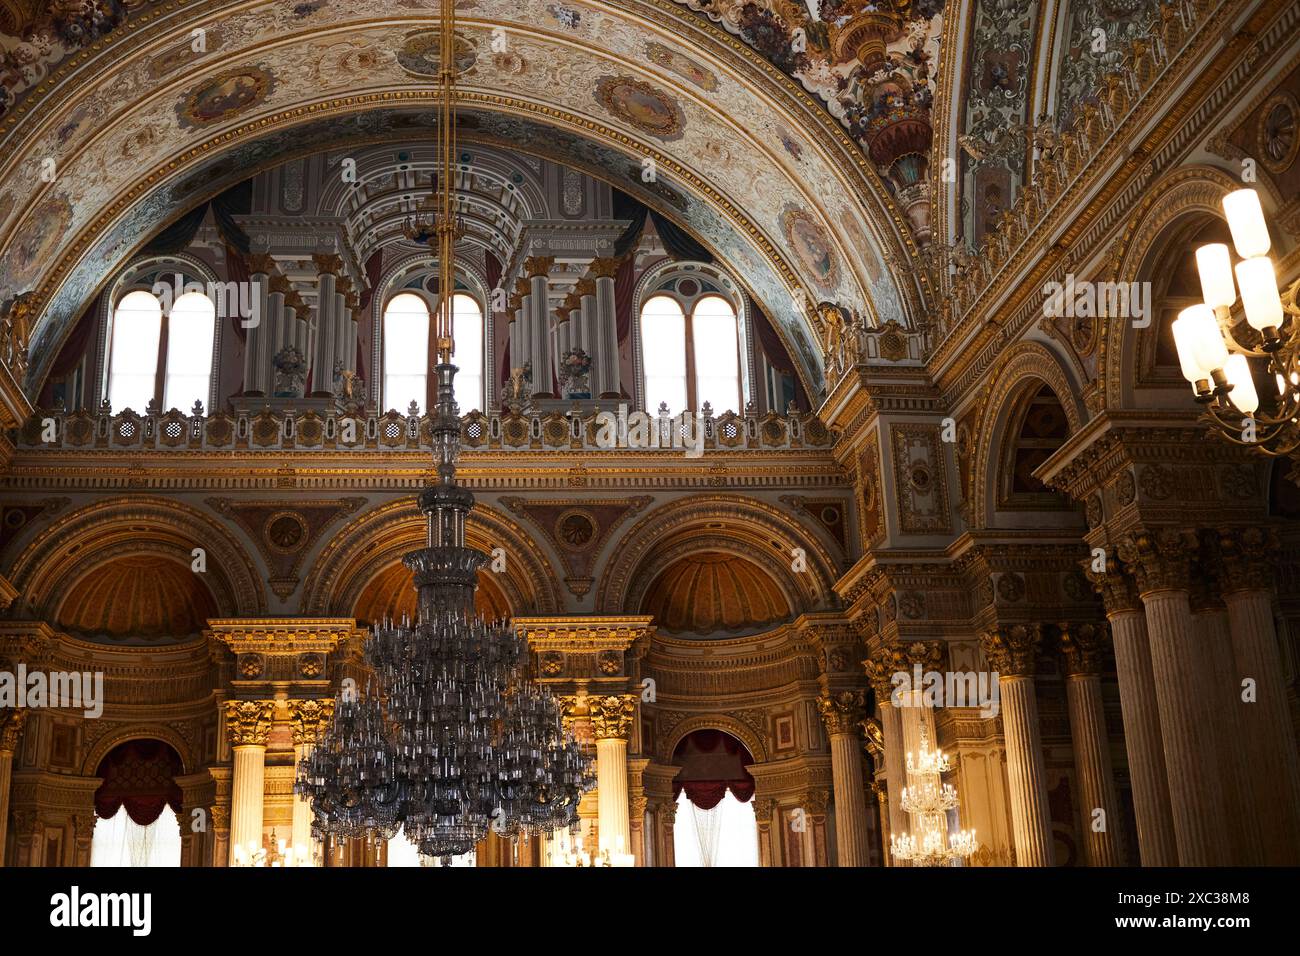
55;555;218;642
640;551;790;637
353;560;509;626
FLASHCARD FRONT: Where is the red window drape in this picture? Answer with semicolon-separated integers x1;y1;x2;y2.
672;729;755;809
94;740;183;826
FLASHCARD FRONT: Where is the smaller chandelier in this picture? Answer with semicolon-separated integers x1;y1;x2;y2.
890;729;976;867
1172;187;1300;455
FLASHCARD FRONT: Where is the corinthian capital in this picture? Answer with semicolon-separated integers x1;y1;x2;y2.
587;695;636;740
863;645;907;698
1058;622;1107;677
1216;526;1279;595
288;699;335;746
0;707;28;753
1085;554;1141;615
523;255;556;279
902;640;944;671
980;624;1042;677
587;256;621;280
224;700;275;747
817;689;867;737
1116;528;1197;595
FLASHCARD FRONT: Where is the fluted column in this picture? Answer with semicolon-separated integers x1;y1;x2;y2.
0;709;26;867
589;257;621;399
864;647;909;857
981;625;1055;866
817;690;871;867
1088;560;1177;865
588;695;635;857
289;699;334;866
224;700;273;866
243;256;275;395
1058;623;1122;866
1218;527;1300;864
525;256;555;399
1120;529;1231;865
576;277;597;357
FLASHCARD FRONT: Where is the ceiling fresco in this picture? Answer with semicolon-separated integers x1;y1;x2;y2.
0;0;920;400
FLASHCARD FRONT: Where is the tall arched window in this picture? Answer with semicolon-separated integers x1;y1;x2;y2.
640;293;741;413
640;294;688;413
89;740;183;867
383;292;431;413
106;288;217;413
107;291;163;412
383;291;485;414
451;292;483;413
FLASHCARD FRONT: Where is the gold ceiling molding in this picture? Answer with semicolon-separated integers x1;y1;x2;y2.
296;496;561;618
594;494;840;614
4;495;266;620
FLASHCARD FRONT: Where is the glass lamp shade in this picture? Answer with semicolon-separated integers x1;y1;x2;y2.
1195;243;1236;309
1235;256;1284;332
1172;304;1227;382
1223;189;1271;258
1224;354;1259;414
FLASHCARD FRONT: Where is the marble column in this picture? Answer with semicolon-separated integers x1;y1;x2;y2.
242;258;274;395
865;648;910;855
589;257;621;399
1218;527;1300;865
0;709;26;867
588;695;635;857
752;798;776;867
224;700;274;866
311;272;337;397
1058;623;1123;866
981;624;1055;866
525;257;555;399
289;699;334;866
576;278;597;358
1120;529;1231;865
817;690;871;867
1088;560;1178;865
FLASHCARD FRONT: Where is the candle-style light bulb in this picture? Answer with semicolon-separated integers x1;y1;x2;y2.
1222;188;1271;258
1195;243;1236;310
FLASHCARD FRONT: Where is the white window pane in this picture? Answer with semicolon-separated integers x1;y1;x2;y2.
641;295;687;413
108;291;162;411
164;291;215;411
90;807;182;867
452;293;483;412
692;296;740;413
384;293;430;412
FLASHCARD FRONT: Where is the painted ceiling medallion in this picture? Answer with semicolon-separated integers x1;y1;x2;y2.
1258;91;1298;175
595;75;686;141
397;29;478;78
780;205;840;294
645;41;718;92
177;66;275;129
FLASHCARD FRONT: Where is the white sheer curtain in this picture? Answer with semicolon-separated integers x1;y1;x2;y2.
89;808;182;867
387;826;476;867
672;789;759;867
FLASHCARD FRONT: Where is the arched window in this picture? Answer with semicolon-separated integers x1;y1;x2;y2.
670;730;759;867
106;288;217;413
640;294;688;413
640;293;741;413
382;291;485;413
451;292;483;413
163;291;216;412
90;739;183;867
107;291;162;412
383;292;431;414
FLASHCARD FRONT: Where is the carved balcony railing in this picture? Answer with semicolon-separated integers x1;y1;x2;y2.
16;403;834;454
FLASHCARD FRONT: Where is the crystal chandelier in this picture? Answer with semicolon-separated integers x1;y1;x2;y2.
1172;187;1300;455
890;728;976;866
296;0;592;864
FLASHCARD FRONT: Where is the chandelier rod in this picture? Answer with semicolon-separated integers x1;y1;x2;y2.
436;0;456;367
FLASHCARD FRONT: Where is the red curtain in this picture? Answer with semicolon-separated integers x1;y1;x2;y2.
672;729;755;808
94;740;183;826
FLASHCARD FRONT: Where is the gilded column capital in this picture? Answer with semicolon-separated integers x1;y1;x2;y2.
817;689;867;737
574;277;597;298
752;798;776;822
980;623;1042;677
311;253;345;276
0;707;28;753
288;699;335;746
1058;622;1107;677
523;255;556;279
902;640;944;671
800;788;830;817
587;694;636;740
210;805;230;830
1085;556;1141;615
587;256;622;280
1116;528;1197;596
1216;526;1279;595
224;700;275;747
863;645;907;699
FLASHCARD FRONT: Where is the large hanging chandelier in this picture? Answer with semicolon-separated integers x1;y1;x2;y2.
889;728;976;867
1172;187;1300;455
296;0;592;864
